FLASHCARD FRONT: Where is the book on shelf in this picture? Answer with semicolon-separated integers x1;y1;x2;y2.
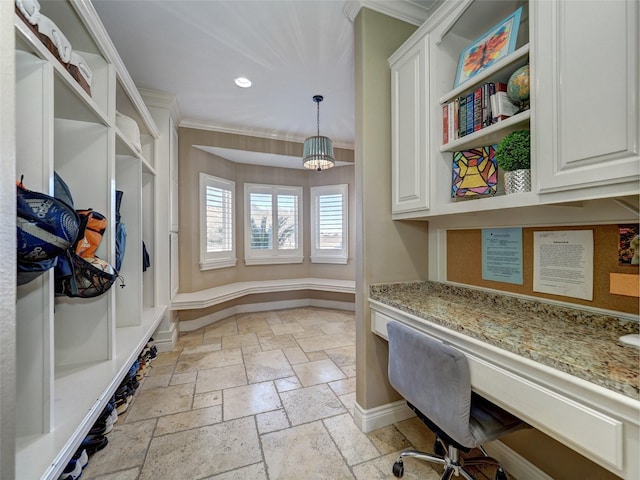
473;87;482;132
442;102;457;144
465;92;473;136
458;95;467;138
490;82;519;122
482;83;493;128
443;103;449;144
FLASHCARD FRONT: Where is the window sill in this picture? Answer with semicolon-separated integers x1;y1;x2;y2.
310;255;349;264
244;256;303;266
200;257;237;271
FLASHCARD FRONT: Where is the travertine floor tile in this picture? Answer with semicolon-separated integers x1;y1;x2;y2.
223;381;281;420
236;316;272;335
366;424;413;455
256;409;290;434
282;345;309;364
269;322;305;336
152;351;180;367
292;358;346;387
258;333;299;351
125;383;194;422
203;462;267;480
221;332;259;349
140;374;171;391
244;349;294;383
170;371;197;386
154;405;222;436
325;344;356;366
84;469;140;480
196;363;247;393
296;333;355;352
175;348;243;373
280;384;346;425
329;376;356;395
139;417;261;480
323;413;380;466
274;375;302;393
261;421;354;479
204;317;238;337
82;419;155;478
193;390;222;409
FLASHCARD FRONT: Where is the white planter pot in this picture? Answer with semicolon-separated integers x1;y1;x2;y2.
504;169;531;194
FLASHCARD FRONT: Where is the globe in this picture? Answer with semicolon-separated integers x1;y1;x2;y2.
507;64;530;105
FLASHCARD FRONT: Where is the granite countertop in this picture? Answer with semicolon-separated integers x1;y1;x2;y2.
369;281;640;400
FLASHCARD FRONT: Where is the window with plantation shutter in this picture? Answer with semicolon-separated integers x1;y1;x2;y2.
244;183;303;265
311;184;348;264
199;173;236;270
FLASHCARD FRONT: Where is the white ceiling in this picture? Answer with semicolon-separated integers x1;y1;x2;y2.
92;0;441;168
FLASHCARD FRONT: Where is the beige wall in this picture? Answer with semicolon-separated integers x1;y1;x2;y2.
177;127;355;294
354;8;428;411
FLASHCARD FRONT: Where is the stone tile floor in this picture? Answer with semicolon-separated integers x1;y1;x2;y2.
81;307;506;480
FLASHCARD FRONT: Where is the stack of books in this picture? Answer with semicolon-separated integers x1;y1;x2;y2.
442;82;519;145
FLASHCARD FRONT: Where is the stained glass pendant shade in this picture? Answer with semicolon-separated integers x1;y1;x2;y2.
303;95;335;171
451;145;498;197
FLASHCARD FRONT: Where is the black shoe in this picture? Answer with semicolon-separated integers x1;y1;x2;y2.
80;435;108;455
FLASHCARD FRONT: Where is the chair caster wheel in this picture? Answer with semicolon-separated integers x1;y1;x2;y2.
392;460;404;478
495;468;508;480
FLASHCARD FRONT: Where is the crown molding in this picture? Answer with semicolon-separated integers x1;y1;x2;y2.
344;0;441;26
179;118;354;150
139;88;183;125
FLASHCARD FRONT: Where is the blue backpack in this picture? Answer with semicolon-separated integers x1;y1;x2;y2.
16;176;80;285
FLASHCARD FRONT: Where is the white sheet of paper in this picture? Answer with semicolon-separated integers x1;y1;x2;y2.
533;230;594;301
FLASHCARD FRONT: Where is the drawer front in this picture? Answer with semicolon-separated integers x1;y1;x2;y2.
468;353;623;471
371;310;393;339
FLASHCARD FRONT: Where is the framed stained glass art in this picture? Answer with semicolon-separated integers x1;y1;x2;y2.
451;145;498;198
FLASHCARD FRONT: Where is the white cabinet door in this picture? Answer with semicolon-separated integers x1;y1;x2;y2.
534;0;639;196
390;35;430;215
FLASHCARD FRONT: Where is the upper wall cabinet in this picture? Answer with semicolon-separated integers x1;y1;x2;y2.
389;0;639;220
390;35;429;214
533;0;639;198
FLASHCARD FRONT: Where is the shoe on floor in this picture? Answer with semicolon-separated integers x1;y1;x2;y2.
72;448;89;469
80;435;108;456
58;459;82;480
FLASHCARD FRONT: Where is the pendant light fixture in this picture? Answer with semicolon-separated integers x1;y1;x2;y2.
303;95;335;171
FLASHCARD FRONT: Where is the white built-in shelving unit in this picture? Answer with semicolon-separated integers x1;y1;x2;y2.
13;1;167;478
389;0;639;220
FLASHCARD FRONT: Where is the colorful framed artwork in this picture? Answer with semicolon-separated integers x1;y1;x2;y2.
454;6;523;88
451;145;498;198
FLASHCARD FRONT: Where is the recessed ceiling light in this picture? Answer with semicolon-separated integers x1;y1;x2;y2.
234;77;252;88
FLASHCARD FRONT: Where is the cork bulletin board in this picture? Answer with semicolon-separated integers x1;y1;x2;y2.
447;224;640;315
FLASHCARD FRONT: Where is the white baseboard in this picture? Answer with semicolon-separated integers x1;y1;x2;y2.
153;326;178;353
353;400;415;433
354;401;553;480
178;298;355;332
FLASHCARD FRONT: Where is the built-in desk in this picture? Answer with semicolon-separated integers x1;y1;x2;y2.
369;282;639;479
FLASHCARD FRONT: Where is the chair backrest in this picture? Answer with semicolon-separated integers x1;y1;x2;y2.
387;321;476;447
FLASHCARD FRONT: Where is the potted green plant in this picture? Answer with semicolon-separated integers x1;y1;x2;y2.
496;129;531;194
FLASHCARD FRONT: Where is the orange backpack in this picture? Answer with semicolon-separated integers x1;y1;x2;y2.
75;209;107;258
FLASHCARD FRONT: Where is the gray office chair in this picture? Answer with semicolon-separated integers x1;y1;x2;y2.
387;321;527;480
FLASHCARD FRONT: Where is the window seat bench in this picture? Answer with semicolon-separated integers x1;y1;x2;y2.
171;278;356;331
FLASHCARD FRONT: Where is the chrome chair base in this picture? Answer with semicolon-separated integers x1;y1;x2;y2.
392;441;507;480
